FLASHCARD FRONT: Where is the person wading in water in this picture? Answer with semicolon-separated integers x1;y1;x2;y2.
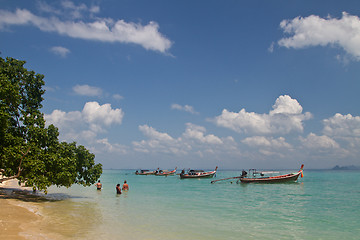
95;180;102;190
116;184;122;194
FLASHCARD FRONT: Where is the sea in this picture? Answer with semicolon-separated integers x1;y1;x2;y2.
17;169;360;239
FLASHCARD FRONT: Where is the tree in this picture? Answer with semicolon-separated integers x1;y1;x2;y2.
0;57;102;191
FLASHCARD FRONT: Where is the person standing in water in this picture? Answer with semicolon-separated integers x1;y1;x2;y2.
95;180;102;190
116;184;122;194
122;180;129;190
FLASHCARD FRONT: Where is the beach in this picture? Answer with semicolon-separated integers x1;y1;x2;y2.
0;180;54;240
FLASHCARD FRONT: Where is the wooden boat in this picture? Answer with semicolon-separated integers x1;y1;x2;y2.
155;167;177;176
239;165;304;183
135;169;157;175
180;166;218;179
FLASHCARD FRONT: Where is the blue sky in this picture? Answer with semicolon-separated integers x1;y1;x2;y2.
1;0;360;170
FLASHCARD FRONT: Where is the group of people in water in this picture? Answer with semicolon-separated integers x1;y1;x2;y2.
95;180;129;194
116;180;129;194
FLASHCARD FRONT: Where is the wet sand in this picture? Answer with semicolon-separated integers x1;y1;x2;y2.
0;180;52;240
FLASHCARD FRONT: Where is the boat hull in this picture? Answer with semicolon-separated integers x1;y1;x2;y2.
155;169;177;176
180;167;218;179
239;171;301;183
180;172;216;179
135;171;156;175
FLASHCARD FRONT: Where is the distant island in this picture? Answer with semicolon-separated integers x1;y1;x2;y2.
332;165;360;170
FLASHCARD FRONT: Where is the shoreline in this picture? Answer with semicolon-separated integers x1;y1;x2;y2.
0;179;52;240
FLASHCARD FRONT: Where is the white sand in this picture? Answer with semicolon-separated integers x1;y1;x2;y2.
0;179;53;239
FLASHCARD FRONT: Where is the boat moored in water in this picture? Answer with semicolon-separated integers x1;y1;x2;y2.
155;167;177;176
238;164;304;183
135;169;157;175
180;166;218;179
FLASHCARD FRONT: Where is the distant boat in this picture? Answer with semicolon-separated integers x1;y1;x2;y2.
239;165;304;183
155;167;177;176
135;169;157;175
180;166;218;179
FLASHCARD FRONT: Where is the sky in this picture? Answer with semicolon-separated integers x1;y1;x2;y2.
1;0;360;170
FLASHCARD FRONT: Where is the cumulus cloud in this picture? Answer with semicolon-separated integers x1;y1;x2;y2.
50;46;70;57
96;138;128;154
45;101;124;137
73;84;102;97
134;125;184;155
171;104;199;115
182;123;223;144
0;7;172;53
82;102;124;130
133;123;237;156
300;133;339;149
139;125;174;142
242;136;291;148
323;113;360;137
212;95;312;135
278;12;360;60
241;136;292;158
45;101;125;156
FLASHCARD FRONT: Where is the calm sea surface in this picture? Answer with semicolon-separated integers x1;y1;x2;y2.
26;169;360;239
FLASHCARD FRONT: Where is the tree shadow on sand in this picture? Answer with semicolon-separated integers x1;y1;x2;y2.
0;186;76;202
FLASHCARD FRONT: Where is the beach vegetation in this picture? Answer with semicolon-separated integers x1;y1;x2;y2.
0;56;102;191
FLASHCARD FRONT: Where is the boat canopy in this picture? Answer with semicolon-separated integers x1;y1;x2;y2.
189;170;204;173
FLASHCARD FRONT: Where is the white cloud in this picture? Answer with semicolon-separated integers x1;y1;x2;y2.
212;95;312;134
171;104;199;114
45;101;124;138
96;138;128;154
45;101;125;157
73;84;102;97
242;136;291;148
278;12;360;60
133;123;237;156
45;109;82;130
50;46;70;57
37;1;61;15
323;113;360;137
134;125;184;155
182;123;223;144
61;1;87;13
0;8;172;53
82;102;124;130
300;133;339;149
38;1;98;18
139;125;174;142
241;136;292;158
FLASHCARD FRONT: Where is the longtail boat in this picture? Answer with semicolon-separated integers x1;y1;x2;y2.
155;167;177;176
239;164;304;183
180;166;218;179
211;164;304;184
135;169;157;175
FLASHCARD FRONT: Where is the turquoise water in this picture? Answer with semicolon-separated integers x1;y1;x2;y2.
37;169;360;239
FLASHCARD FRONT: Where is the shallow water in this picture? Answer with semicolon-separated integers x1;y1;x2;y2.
27;169;360;239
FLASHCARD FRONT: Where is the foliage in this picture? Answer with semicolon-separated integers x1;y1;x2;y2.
0;57;102;191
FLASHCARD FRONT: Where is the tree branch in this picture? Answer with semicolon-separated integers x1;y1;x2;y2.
0;146;30;183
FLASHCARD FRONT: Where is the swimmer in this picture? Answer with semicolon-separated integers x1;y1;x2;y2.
122;180;129;190
95;180;102;190
116;184;122;194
